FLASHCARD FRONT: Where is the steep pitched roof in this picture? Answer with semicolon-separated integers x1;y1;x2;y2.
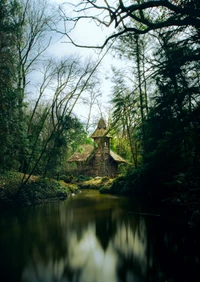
67;118;128;165
90;118;112;138
67;144;93;162
97;118;106;129
67;144;128;164
110;150;128;163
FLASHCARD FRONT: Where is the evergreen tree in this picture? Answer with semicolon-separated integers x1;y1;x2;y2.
144;30;200;191
0;0;23;170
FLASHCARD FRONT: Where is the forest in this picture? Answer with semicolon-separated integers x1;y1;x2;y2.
0;0;200;220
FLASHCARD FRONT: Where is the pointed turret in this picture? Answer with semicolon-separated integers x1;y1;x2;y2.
67;117;128;177
90;118;111;141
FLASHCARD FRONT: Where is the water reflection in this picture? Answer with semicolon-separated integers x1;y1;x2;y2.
67;223;118;282
21;191;149;282
0;190;199;282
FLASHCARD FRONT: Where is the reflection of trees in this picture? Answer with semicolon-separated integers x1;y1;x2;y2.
25;200;149;281
66;223;118;282
0;192;149;282
63;210;149;282
1;191;200;282
112;216;148;282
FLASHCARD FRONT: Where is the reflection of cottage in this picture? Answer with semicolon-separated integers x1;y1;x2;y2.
67;118;127;177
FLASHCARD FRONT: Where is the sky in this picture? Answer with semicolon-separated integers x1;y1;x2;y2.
26;0;123;130
45;0;121;126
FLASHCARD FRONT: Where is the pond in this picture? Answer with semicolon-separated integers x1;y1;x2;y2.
0;189;199;282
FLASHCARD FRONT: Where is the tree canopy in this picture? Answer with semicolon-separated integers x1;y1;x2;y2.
0;0;101;184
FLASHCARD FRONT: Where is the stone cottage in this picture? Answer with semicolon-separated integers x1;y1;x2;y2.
67;118;127;177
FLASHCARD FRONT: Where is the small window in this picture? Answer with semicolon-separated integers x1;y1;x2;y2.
104;142;107;147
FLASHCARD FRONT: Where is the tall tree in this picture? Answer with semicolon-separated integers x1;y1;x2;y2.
80;88;102;133
111;69;140;166
11;0;57;173
0;0;22;170
110;30;150;163
21;55;102;185
13;0;55;107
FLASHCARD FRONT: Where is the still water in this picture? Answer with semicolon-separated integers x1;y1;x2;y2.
0;189;199;282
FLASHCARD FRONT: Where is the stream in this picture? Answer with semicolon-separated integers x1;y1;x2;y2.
0;189;199;282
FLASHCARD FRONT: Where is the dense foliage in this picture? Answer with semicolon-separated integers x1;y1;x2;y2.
0;0;21;170
0;0;94;185
111;28;200;200
94;1;200;201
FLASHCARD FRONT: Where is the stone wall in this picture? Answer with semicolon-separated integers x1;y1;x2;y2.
85;155;118;178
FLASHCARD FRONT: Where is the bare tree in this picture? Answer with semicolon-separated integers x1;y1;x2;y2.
57;0;200;49
81;89;102;132
21;48;109;185
13;0;57;106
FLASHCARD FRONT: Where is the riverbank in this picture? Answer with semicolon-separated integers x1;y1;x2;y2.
1;171;200;228
0;171;115;209
0;171;79;208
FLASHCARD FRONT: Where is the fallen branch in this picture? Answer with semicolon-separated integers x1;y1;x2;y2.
128;211;160;217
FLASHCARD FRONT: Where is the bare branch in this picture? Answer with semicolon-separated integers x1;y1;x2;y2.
56;0;200;49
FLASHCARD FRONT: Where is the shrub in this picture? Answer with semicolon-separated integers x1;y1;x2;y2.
101;177;109;183
76;175;93;182
110;176;127;195
99;185;111;194
60;175;73;183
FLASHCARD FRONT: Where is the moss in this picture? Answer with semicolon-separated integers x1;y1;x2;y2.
20;179;69;204
60;175;73;183
101;177;110;183
109;176;129;195
78;178;101;189
0;171;79;208
99;186;111;194
77;177;115;190
76;175;93;182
